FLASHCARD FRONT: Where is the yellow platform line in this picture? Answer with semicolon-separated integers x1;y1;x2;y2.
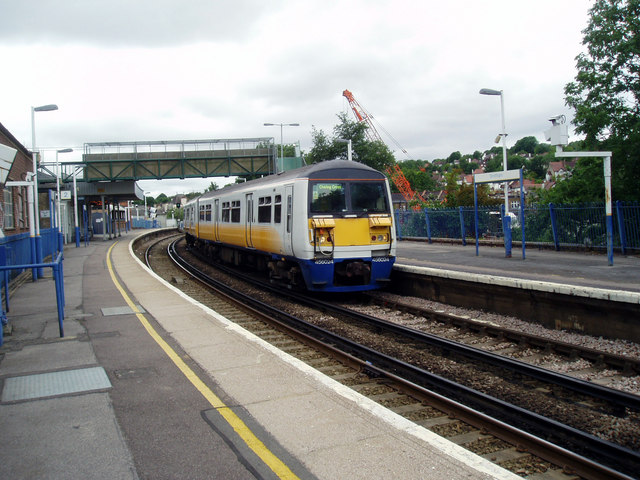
106;242;300;480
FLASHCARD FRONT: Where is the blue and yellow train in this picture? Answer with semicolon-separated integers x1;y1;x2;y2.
183;159;396;292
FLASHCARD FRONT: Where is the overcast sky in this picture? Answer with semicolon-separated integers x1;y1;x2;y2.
1;0;591;197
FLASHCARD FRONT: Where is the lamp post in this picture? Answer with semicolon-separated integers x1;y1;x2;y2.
144;192;150;221
55;148;72;245
336;138;353;161
264;122;299;173
31;103;58;278
479;89;509;215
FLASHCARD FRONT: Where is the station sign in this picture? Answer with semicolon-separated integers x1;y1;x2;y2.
474;169;521;184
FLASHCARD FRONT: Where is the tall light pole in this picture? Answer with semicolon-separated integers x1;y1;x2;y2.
479;89;509;215
31;103;58;277
264;122;299;173
144;191;151;220
336;138;353;161
55;149;72;237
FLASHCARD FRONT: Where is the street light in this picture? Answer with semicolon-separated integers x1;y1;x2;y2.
31;103;58;277
264;122;299;173
144;191;151;220
479;89;509;215
55;148;73;243
336;138;352;161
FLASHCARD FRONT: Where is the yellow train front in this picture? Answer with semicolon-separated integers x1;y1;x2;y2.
183;159;396;292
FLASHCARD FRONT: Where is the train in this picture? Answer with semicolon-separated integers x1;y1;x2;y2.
183;159;396;292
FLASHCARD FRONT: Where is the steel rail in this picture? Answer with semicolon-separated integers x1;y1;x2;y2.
166;239;639;479
203;252;640;413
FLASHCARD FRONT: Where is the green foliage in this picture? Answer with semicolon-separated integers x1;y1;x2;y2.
510;136;539;154
205;182;219;192
166;207;184;220
402;165;436;193
525;153;553;181
155;193;169;204
306;112;395;171
537;158;605;204
447;151;462;162
564;0;640;201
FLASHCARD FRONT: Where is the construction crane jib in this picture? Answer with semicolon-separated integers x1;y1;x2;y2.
342;89;427;210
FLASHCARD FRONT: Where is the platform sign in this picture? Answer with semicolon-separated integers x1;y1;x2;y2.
473;168;526;260
474;169;522;184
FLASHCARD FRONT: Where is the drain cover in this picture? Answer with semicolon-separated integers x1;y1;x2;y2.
2;366;112;402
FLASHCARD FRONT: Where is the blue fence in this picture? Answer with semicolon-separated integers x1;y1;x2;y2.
0;228;65;345
395;201;640;253
132;218;158;229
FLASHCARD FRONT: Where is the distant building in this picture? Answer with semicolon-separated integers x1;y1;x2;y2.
546;160;576;182
172;194;188;208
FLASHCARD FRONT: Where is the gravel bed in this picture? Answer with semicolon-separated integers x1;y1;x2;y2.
371;292;640;359
369;291;640;396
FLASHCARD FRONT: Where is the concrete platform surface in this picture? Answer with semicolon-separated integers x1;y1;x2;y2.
0;231;520;480
396;240;640;295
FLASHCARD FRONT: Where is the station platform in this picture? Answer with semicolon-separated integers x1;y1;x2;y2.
0;232;518;480
395;240;640;296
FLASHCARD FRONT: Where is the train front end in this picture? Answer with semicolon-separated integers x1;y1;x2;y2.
299;162;396;292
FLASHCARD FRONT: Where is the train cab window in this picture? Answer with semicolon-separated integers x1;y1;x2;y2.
351;182;389;213
274;195;282;223
222;202;230;222
258;196;272;223
231;200;241;223
310;182;346;213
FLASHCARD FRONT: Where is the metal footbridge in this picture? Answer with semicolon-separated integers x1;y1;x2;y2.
81;138;277;182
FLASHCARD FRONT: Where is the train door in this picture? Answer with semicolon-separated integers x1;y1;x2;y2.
284;186;293;255
213;199;220;241
245;193;254;248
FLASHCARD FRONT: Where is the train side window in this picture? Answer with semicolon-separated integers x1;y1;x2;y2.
286;195;292;233
222;202;230;222
258;196;271;223
199;205;205;221
231;200;241;223
274;195;282;223
205;204;212;222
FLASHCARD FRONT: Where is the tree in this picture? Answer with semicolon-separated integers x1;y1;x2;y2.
205;182;219;192
155;193;169;204
564;0;640;201
447;151;462;162
306;112;395;171
510;136;538;154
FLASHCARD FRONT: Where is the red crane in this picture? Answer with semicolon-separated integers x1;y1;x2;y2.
342;89;427;210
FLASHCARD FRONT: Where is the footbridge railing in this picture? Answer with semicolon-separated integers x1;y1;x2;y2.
82;138;277;182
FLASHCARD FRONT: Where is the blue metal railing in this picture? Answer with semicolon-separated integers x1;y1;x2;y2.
395;201;640;252
0;251;65;346
0;226;67;346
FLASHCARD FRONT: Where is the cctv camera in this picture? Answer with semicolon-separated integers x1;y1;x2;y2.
548;114;566;126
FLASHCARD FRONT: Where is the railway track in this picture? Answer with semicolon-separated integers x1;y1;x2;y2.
138;231;640;480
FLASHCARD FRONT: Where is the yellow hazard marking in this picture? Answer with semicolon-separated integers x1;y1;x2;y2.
106;243;301;480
